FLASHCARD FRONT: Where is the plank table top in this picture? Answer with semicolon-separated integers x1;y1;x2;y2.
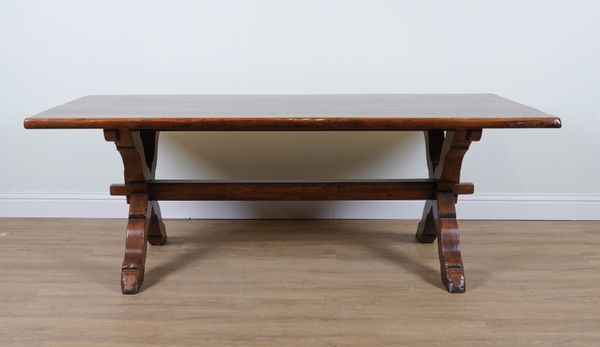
24;94;561;130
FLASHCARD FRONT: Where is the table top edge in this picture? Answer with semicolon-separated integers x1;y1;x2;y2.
24;116;562;130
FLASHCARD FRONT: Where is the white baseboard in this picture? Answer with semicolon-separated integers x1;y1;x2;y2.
0;192;598;220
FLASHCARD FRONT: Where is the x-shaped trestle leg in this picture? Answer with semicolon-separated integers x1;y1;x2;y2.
416;129;482;293
104;129;167;294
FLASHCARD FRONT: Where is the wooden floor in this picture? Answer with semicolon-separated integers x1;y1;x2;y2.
0;219;599;346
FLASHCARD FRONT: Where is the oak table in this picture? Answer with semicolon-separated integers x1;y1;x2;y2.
24;94;561;294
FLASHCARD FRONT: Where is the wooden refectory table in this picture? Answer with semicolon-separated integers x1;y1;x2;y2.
24;94;561;294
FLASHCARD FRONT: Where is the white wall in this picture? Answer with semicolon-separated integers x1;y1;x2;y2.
1;0;598;219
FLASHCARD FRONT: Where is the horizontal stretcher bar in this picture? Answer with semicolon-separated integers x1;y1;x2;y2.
110;180;474;201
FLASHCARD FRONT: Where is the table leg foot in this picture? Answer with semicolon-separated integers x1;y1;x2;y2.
416;200;436;243
121;268;144;294
120;194;150;295
441;265;465;293
148;201;167;245
121;218;148;294
436;192;466;294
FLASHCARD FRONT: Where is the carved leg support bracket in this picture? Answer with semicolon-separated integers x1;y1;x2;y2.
105;129;167;294
415;129;482;293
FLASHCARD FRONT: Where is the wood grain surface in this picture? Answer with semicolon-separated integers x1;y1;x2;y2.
0;219;598;347
24;94;561;130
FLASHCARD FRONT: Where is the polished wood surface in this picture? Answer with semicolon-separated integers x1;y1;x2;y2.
24;94;561;130
1;219;598;347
